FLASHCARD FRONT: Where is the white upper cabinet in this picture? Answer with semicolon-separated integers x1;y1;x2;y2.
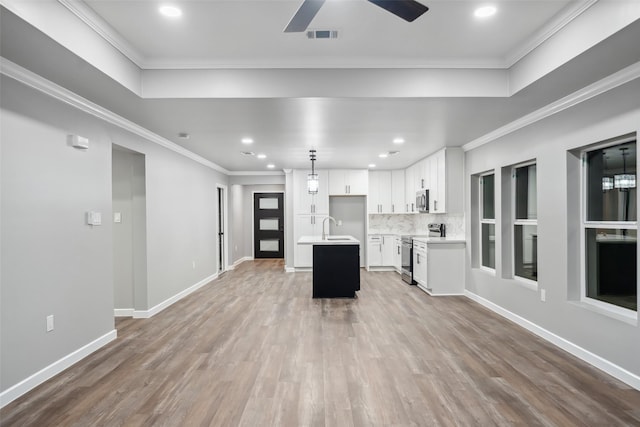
293;169;329;214
368;170;392;214
329;169;368;195
391;169;405;214
416;158;429;191
401;147;463;214
405;165;416;213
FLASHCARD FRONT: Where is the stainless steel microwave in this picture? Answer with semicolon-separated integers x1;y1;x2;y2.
416;190;429;213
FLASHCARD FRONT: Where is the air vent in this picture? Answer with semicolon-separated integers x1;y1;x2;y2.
306;30;338;40
241;151;255;156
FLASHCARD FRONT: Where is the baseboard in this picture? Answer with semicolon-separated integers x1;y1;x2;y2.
133;273;218;319
113;308;134;317
285;267;296;273
0;329;117;408
465;291;640;391
231;257;253;270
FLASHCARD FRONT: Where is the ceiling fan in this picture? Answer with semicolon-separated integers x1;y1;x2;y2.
284;0;429;33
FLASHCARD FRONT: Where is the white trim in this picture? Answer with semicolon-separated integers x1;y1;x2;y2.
465;291;640;391
55;0;591;71
417;283;463;297
463;61;640;152
56;0;145;67
227;171;285;176
0;57;229;175
216;184;230;274
0;329;117;408
232;256;254;269
113;308;134;317
132;273;217;319
285;266;296;273
504;0;598;68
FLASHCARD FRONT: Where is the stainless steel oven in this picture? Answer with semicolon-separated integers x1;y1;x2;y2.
401;236;415;284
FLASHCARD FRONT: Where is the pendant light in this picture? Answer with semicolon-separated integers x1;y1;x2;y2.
614;147;636;190
307;149;319;194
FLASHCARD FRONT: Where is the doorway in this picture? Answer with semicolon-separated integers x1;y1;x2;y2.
217;184;229;273
112;145;147;317
253;192;285;258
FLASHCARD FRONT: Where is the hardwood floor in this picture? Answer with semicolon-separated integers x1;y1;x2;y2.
2;259;640;426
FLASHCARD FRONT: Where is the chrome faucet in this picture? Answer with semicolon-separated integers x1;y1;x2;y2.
322;216;337;240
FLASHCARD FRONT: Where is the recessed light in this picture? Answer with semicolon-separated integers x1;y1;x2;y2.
241;138;254;144
368;164;376;168
378;153;388;158
393;138;405;144
257;154;267;159
267;164;275;169
159;5;182;18
474;5;496;18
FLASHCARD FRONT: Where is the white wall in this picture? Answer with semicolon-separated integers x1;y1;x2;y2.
0;75;229;397
464;78;640;382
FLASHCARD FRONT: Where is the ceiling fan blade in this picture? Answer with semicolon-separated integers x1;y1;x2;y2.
367;0;429;22
284;0;326;33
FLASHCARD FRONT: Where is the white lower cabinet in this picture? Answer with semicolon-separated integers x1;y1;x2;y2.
412;240;427;287
294;215;321;268
412;238;465;295
393;236;402;272
368;234;396;269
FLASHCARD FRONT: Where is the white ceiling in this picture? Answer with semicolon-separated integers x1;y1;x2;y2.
83;0;577;69
2;0;639;172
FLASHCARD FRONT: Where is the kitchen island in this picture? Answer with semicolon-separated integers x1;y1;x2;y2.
297;235;360;298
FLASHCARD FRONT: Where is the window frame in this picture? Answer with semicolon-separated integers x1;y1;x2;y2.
512;160;538;286
480;171;496;272
580;136;638;316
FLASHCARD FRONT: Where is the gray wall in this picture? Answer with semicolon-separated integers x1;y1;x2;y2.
464;78;640;378
0;75;229;393
329;196;367;267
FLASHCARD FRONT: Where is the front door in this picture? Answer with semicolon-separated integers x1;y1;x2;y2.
253;193;284;258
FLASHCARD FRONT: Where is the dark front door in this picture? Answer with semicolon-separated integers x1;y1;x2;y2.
253;193;284;259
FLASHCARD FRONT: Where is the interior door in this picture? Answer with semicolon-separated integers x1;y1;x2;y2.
217;186;225;272
254;193;285;258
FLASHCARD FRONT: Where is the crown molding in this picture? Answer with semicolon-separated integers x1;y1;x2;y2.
0;57;229;175
56;0;145;67
505;0;598;68
54;0;587;72
463;60;640;152
226;171;286;176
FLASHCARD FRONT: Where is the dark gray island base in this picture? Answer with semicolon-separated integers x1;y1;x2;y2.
312;244;360;298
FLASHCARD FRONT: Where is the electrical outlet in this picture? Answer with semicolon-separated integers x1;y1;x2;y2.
540;289;546;302
46;315;54;332
192;261;196;269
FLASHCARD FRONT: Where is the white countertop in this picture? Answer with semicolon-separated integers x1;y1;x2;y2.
298;235;361;245
413;236;466;244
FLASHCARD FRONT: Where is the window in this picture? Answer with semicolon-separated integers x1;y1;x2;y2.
583;138;637;312
513;163;537;282
480;173;496;269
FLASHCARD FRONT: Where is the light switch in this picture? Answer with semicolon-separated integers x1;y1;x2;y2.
114;212;122;223
86;211;102;226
